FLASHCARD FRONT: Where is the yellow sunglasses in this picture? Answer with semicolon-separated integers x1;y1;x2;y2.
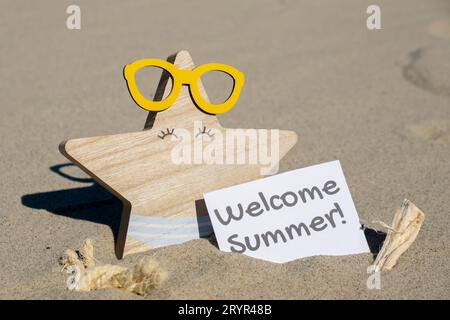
123;59;245;114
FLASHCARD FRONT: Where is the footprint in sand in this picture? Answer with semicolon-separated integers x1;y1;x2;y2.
402;18;450;97
406;120;450;144
402;43;450;97
428;18;450;40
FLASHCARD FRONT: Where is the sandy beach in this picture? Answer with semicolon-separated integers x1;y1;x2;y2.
1;0;449;299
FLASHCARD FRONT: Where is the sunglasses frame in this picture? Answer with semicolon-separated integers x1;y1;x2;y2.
123;59;245;114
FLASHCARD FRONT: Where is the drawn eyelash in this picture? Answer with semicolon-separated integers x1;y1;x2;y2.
158;128;178;140
195;126;215;139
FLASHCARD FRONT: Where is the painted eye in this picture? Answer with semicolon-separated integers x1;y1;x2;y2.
158;128;178;140
195;126;215;139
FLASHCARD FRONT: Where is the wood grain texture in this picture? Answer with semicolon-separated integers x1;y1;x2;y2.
60;50;297;258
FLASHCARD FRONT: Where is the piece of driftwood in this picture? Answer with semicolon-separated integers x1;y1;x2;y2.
371;199;425;272
59;50;297;258
60;239;167;296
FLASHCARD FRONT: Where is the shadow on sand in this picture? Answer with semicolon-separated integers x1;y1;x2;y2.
363;225;387;260
21;163;123;243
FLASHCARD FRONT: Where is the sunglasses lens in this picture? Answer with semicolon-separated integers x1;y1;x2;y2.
199;70;235;104
124;59;180;112
134;66;174;102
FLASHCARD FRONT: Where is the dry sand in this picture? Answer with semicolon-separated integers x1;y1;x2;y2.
1;0;449;299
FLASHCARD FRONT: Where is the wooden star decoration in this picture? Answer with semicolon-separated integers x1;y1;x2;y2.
60;50;297;258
